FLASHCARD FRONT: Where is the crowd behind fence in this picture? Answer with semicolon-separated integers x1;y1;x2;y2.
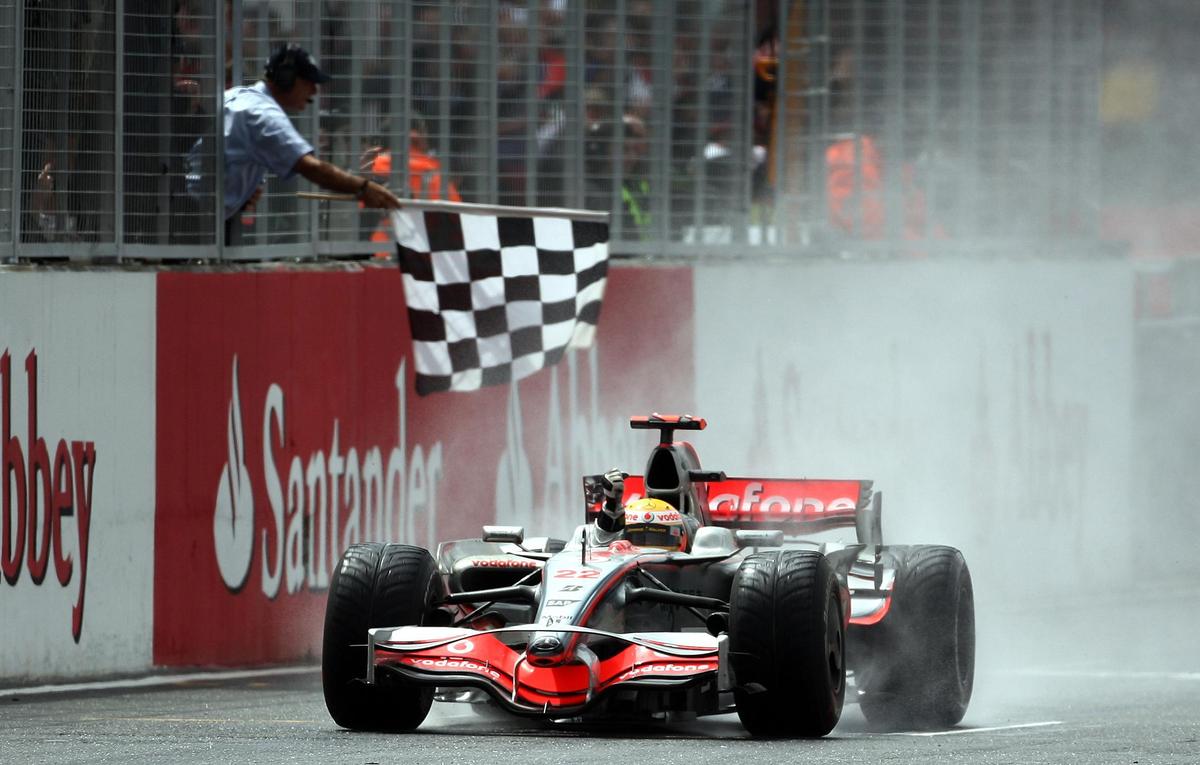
0;0;1103;263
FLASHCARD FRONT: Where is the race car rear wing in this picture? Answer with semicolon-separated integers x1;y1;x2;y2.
583;474;883;545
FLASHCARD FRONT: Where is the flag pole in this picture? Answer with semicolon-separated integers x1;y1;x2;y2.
293;192;610;222
296;191;355;201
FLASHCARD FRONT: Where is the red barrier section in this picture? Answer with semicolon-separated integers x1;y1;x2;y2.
154;265;693;666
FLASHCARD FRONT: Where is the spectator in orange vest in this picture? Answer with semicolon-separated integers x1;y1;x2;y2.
825;134;886;237
825;133;932;241
360;121;461;258
823;42;937;244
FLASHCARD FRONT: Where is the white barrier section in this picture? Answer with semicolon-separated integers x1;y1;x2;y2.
0;272;156;682
693;258;1135;600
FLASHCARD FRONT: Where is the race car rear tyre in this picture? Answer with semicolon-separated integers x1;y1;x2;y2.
322;542;444;731
729;550;846;737
857;545;975;730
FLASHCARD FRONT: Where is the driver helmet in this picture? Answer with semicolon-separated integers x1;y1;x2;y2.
623;497;688;551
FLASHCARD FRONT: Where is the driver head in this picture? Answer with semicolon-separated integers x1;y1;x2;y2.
623;497;687;551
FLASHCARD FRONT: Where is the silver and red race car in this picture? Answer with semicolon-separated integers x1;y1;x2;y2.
322;414;975;736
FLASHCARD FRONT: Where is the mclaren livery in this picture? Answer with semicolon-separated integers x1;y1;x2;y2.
322;414;975;737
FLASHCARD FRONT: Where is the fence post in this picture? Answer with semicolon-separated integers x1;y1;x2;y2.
8;0;23;260
114;0;125;260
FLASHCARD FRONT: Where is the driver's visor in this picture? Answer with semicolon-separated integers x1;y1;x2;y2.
625;523;683;550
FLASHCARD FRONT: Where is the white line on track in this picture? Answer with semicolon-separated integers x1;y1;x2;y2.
1012;668;1200;681
0;665;319;698
891;721;1064;737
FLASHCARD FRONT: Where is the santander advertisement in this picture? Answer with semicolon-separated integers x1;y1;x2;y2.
154;265;693;666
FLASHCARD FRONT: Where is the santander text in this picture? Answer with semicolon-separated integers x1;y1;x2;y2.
213;357;443;598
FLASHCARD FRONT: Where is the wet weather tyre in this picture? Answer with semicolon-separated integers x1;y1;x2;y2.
322;543;443;731
729;550;846;737
857;545;975;730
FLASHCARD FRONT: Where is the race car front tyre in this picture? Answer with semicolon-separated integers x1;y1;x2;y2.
322;542;444;731
856;545;975;730
729;550;846;737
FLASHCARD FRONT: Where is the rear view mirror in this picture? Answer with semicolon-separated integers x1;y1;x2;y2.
582;474;605;505
482;525;525;544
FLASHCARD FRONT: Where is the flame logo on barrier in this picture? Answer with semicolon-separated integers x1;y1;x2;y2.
213;356;254;592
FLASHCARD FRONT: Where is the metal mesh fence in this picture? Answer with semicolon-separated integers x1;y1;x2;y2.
233;0;753;255
19;1;117;251
0;0;1103;262
773;0;1102;250
126;0;220;247
0;2;13;250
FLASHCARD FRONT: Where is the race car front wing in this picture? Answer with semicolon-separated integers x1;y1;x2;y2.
367;624;730;715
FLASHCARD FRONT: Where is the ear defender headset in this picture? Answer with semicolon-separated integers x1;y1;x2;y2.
265;44;301;91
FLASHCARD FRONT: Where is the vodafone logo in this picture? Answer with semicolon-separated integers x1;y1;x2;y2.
447;639;475;654
626;509;681;524
617;662;714;681
709;482;856;516
405;655;501;679
467;557;540;569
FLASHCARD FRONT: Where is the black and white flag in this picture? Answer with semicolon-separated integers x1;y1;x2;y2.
392;205;609;395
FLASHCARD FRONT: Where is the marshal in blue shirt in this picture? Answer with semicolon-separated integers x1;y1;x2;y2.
222;81;314;220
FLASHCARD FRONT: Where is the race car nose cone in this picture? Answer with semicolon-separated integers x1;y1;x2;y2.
526;635;568;666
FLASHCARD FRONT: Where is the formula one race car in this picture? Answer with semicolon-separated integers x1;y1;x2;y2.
322;414;975;736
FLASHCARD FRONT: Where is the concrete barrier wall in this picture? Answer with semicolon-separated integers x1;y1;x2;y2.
692;259;1136;604
0;256;1135;683
1;273;156;682
2;264;692;681
151;265;694;667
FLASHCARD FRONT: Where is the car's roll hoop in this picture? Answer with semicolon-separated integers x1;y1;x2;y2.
631;413;706;445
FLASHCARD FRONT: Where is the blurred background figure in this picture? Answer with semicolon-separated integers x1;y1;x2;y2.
360;118;462;259
751;25;778;211
30;152;60;242
586;113;652;240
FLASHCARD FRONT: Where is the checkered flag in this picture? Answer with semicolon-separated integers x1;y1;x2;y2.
392;205;609;395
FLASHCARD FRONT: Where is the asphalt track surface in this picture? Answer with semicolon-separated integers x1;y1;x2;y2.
3;589;1197;765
